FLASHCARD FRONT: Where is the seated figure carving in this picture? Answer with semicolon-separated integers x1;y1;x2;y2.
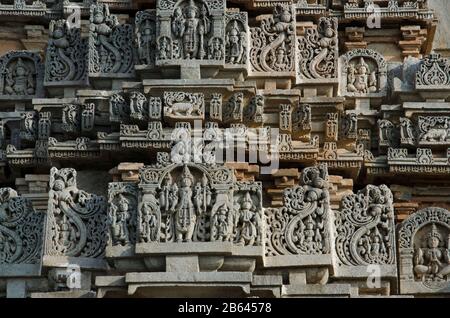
414;223;450;281
4;58;35;95
347;57;377;94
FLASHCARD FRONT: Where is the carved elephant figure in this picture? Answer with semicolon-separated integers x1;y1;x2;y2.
422;128;449;142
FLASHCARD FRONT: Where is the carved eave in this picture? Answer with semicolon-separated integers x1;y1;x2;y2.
342;2;434;22
48;139;101;159
295;2;327;17
388;149;450;176
6;146;48;167
120;125;171;150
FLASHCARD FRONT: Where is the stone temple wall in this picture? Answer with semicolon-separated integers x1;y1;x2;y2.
0;0;450;298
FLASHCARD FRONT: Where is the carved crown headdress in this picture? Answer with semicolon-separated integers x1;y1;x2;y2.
426;223;442;241
241;192;253;210
357;57;370;70
180;165;194;182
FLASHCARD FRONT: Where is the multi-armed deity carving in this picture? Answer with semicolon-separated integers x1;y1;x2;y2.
225;11;248;66
341;49;387;96
250;4;296;73
0;51;43;98
398;207;450;292
0;188;44;265
265;164;332;256
298;17;338;80
156;0;225;62
416;53;450;87
45;19;88;86
130;153;263;246
88;3;135;77
108;183;139;246
335;185;396;266
135;10;157;67
44;168;108;258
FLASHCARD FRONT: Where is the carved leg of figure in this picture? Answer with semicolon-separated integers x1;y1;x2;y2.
414;265;430;281
437;266;450;279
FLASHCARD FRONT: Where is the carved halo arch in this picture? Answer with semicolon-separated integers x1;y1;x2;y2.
340;48;387;97
398;207;450;249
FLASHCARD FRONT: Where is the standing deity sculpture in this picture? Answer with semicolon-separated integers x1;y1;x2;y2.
174;166;197;242
4;58;35;95
225;20;246;64
110;194;132;246
236;192;260;246
171;0;211;60
136;11;157;66
212;204;233;242
140;202;160;243
414;223;450;281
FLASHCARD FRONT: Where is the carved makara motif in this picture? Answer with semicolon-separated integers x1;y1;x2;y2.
416;53;450;87
45;168;108;258
225;12;248;65
45;19;88;85
108;183;138;246
0;51;44;98
378;119;396;148
164;91;205;119
0;188;43;264
244;95;264;124
265;164;331;256
250;4;296;73
135;10;157;66
335;185;396;266
298;17;338;79
88;3;135;76
398;208;450;290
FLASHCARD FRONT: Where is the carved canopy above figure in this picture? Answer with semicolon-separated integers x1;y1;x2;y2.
340;48;387;97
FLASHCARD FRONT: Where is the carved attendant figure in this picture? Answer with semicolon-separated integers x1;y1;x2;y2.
226;20;245;64
414;223;450;280
237;192;259;246
111;194;132;245
140;203;159;242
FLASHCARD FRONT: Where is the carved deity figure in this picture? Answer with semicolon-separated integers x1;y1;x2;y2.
212;204;233;242
414;223;450;281
171;0;211;60
110;194;132;245
226;20;246;64
347;57;377;94
174;166;197;242
137;17;156;65
237;192;260;246
4;58;35;95
140;203;159;242
130;92;147;121
0;230;14;262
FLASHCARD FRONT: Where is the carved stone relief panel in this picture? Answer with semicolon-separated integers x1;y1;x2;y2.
156;0;226;63
163;91;205;122
398;207;450;294
265;164;332;256
298;17;338;81
45;19;88;86
250;4;296;74
335;185;396;267
44;168;108;258
0;188;44;265
108;183;139;246
88;3;135;77
0;51;44;99
341;49;387;97
135;10;157;67
225;10;249;67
